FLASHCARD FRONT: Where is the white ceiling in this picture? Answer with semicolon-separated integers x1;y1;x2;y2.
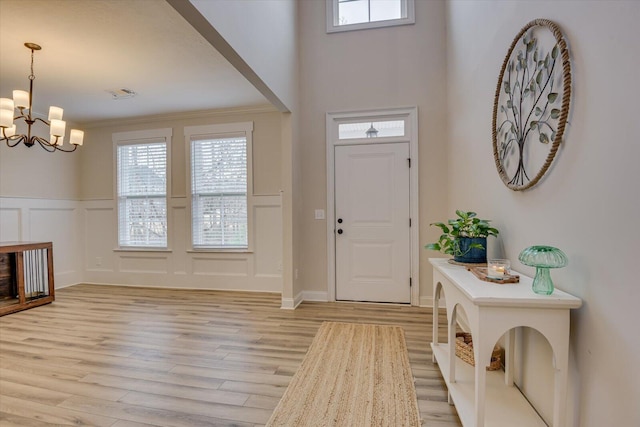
0;0;269;124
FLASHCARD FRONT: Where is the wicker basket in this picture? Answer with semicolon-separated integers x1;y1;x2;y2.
455;332;502;371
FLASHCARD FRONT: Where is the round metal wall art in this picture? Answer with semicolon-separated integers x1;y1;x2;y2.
492;19;572;191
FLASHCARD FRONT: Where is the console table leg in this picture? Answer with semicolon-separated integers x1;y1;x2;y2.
473;333;492;427
505;328;516;386
432;292;440;363
474;360;487;427
449;309;457;384
552;338;570;427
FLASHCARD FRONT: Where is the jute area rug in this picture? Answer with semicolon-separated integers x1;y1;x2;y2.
266;321;421;427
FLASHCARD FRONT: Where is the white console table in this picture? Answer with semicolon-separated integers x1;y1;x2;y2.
429;258;581;427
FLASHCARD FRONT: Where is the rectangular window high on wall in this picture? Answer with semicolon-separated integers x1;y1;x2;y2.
186;122;253;250
114;128;172;248
326;0;415;33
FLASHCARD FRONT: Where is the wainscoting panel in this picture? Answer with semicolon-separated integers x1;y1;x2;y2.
83;195;282;292
30;207;77;275
253;196;283;278
119;253;170;274
84;204;116;272
0;207;21;241
171;201;188;275
192;256;248;276
0;197;83;287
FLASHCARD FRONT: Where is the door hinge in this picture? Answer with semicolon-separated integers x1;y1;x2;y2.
409;218;412;227
408;157;411;168
409;277;412;287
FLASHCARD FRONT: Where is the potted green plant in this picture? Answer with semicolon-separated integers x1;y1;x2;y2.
425;210;499;264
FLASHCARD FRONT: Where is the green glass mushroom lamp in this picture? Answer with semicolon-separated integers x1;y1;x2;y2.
518;246;567;295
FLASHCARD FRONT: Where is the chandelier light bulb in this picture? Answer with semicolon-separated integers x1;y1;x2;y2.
0;98;14;111
4;125;16;138
13;90;29;109
69;129;84;146
51;135;64;146
50;119;66;137
48;106;64;121
0;109;13;128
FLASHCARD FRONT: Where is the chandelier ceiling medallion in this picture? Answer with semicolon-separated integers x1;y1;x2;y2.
0;42;84;153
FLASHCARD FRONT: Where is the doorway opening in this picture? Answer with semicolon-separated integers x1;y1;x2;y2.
326;107;419;305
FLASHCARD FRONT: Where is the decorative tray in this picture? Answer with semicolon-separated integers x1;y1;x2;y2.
447;259;487;267
467;266;520;284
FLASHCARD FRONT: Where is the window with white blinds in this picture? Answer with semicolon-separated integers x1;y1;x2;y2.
115;129;171;248
191;135;248;248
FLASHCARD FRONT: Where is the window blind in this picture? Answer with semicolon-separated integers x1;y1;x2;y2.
117;142;167;247
191;136;247;248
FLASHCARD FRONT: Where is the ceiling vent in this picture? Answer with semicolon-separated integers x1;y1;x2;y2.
107;88;137;100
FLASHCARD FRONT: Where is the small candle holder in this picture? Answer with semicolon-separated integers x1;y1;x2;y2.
487;259;510;279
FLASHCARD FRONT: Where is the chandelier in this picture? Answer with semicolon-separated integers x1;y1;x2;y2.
0;43;84;152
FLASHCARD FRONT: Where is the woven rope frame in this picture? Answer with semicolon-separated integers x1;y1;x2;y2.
492;19;572;191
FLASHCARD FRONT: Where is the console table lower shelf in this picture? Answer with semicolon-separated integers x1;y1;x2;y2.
431;343;546;427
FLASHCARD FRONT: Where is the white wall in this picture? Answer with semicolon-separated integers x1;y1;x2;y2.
298;0;449;304
446;1;640;425
169;0;298;113
0;127;81;200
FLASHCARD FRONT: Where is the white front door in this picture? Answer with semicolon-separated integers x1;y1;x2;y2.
334;142;411;303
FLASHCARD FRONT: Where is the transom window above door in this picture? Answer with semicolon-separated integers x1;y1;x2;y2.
326;0;415;33
338;120;405;140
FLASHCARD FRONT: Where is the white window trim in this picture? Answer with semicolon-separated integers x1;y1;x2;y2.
112;128;173;251
326;0;415;33
184;121;254;253
326;107;419;305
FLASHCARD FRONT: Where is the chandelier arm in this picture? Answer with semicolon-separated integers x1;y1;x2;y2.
34;136;78;153
4;134;27;148
54;143;78;153
33;117;50;126
33;136;58;153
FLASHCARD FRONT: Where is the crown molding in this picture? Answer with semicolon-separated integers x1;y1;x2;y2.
81;104;279;129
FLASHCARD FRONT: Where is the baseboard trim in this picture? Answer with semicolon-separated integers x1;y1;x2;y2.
420;296;434;307
281;291;303;310
76;281;281;295
302;291;329;302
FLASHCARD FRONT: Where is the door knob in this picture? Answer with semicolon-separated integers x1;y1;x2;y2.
337;229;343;234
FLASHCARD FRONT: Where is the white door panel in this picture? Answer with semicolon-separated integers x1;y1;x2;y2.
335;143;410;303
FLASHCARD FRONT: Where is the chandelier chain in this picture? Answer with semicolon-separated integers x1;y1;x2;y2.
29;48;35;81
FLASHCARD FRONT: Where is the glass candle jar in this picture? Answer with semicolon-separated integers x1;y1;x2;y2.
487;259;510;279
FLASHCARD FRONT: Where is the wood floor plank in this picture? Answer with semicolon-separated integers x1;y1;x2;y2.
119;391;273;424
80;373;250;406
0;378;73;406
58;394;254;427
0;366;130;401
0;284;461;426
0;412;57;427
0;394;117;426
219;380;287;399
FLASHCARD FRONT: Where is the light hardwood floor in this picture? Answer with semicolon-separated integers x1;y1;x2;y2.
0;284;461;427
